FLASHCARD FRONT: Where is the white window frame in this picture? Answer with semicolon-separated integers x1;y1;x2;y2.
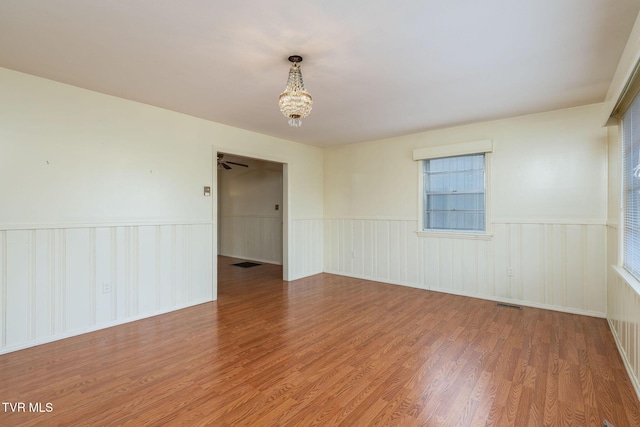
413;140;493;240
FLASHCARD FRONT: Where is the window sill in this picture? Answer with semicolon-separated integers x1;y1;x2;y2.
415;230;493;240
613;265;640;298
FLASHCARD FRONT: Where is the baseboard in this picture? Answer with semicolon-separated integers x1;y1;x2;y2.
323;270;424;290
323;270;606;318
0;297;214;355
608;318;640;401
428;286;606;318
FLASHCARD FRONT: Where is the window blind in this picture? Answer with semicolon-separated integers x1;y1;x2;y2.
423;154;485;232
623;93;640;281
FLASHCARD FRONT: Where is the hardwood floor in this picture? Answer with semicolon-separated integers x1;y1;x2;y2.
1;256;639;426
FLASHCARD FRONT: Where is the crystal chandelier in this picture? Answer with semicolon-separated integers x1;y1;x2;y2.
279;55;312;127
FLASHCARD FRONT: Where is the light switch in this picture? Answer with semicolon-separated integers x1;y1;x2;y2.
204;186;211;196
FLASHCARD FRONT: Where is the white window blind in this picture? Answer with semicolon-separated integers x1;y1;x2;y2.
623;94;640;281
423;154;485;232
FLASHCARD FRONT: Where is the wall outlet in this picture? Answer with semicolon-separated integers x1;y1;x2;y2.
507;267;514;277
102;282;111;294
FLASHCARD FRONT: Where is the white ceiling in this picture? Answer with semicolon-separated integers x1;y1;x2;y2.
1;1;639;147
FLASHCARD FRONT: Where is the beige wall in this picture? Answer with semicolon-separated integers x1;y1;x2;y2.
1;71;213;225
325;104;606;221
0;68;324;226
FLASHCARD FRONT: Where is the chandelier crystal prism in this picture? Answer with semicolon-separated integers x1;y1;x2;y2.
279;55;312;127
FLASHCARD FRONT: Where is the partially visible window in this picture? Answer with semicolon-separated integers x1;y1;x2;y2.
623;94;640;281
423;154;485;232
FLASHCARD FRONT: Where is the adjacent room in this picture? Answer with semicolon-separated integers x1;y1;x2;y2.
217;153;284;270
2;1;640;425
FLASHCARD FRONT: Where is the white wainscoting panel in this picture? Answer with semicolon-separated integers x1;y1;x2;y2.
324;218;606;316
219;215;283;265
0;222;213;354
422;232;493;297
608;220;640;399
290;219;323;281
608;265;640;399
325;219;421;288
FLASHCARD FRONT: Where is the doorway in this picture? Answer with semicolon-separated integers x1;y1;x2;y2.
215;152;286;280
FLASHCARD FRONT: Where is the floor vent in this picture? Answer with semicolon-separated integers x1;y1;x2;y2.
496;303;522;310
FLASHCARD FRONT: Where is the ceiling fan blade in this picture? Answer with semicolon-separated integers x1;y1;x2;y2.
226;161;249;167
222;163;232;170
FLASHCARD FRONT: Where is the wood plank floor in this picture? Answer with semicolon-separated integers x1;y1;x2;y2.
1;256;639;426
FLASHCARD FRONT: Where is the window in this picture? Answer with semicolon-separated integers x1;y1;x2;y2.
423;154;486;232
623;93;640;281
413;139;492;237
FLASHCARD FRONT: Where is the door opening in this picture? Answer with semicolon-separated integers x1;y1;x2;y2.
215;152;287;283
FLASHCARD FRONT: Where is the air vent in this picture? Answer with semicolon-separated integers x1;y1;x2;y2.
496;303;522;310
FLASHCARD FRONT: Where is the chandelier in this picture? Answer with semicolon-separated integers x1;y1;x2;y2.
279;55;312;127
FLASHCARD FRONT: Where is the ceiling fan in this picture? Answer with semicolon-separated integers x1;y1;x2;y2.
217;154;249;170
